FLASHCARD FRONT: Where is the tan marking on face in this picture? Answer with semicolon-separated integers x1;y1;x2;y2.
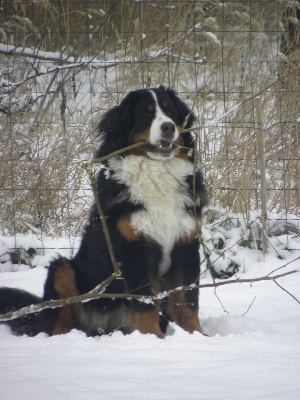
131;131;151;144
147;103;154;112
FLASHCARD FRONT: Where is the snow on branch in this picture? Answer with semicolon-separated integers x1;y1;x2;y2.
178;64;300;132
149;23;202;59
0;43;118;68
0;268;298;323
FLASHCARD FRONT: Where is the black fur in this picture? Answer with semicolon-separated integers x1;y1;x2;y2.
0;288;42;336
0;86;208;337
95;87;195;158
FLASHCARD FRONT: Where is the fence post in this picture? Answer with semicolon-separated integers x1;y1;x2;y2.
254;96;268;257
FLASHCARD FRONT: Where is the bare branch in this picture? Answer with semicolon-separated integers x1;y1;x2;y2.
273;280;300;305
0;43;118;68
1;62;100;95
178;65;300;133
149;23;202;60
86;141;146;165
242;296;257;316
82;162;121;276
0;269;298;323
266;257;300;277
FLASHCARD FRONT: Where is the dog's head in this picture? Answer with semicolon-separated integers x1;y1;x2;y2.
96;85;196;160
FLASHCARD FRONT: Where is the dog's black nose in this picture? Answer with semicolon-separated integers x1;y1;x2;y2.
161;121;176;140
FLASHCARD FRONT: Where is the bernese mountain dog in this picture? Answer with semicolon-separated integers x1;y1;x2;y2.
0;86;208;338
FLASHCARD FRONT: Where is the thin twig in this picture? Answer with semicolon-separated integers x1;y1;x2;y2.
266;256;300;277
213;289;230;314
273;280;300;305
78;141;149;276
72;141;156;293
81;162;121;276
242;296;256;316
88;141;146;165
254;96;268;256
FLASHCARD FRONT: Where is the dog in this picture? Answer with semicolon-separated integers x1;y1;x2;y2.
0;86;208;338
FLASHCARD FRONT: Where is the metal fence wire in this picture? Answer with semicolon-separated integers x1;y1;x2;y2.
0;1;299;254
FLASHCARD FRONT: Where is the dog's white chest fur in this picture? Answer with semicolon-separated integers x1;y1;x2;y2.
109;155;197;275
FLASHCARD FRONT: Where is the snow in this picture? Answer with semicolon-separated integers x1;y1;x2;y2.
1;230;300;399
205;32;221;46
1;329;299;400
0;43;118;68
1;4;300;397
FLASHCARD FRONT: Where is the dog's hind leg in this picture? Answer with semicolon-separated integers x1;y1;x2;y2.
44;257;80;335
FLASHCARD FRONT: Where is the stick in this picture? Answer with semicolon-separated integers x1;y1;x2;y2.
0;43;118;67
254;96;268;256
81;162;121;276
88;141;146;165
1;269;298;323
273;280;300;305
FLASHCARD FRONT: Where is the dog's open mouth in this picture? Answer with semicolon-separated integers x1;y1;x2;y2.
144;139;176;158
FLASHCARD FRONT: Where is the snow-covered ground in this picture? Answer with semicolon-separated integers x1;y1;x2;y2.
0;230;300;400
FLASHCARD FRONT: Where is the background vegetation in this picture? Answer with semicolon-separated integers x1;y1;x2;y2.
0;0;299;238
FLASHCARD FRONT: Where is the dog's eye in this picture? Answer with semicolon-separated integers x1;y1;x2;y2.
162;101;174;117
144;104;155;117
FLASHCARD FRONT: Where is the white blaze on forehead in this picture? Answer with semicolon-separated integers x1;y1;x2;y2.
148;90;179;144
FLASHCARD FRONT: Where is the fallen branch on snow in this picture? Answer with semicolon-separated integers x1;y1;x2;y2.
0;267;298;323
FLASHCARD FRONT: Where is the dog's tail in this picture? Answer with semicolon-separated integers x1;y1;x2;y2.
0;287;42;336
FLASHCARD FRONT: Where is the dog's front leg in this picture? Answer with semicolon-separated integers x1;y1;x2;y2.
131;306;163;338
120;240;164;338
163;240;204;335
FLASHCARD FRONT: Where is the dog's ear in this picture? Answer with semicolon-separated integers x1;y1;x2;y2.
96;92;136;158
165;88;196;129
165;88;196;149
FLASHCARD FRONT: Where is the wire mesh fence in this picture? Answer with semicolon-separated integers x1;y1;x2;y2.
0;0;299;257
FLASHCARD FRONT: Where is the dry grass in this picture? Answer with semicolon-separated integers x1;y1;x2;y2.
0;0;299;236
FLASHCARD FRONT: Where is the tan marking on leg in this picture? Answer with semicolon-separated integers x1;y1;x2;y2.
162;271;203;334
51;259;80;335
132;308;164;338
54;260;78;299
167;290;203;334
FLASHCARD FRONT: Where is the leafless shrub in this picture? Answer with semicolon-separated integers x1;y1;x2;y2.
0;1;299;236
